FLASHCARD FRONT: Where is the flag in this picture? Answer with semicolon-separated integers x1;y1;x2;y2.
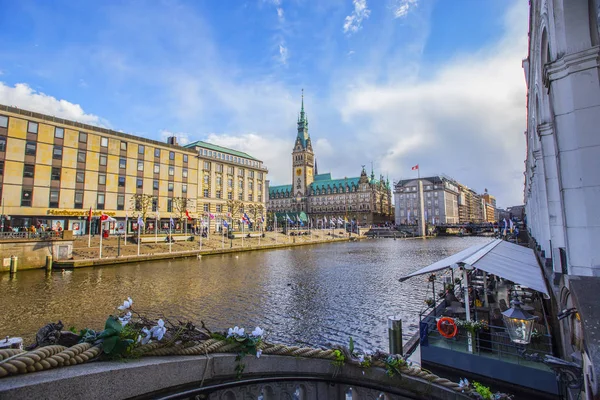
411;164;419;171
88;207;93;222
209;213;215;220
125;212;129;228
100;213;109;221
169;217;175;228
286;214;293;224
185;210;192;221
227;212;232;218
509;219;514;233
137;215;145;227
242;213;250;224
223;220;229;228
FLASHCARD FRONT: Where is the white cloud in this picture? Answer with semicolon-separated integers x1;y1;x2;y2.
337;0;528;207
160;129;190;146
279;43;289;65
393;0;418;18
347;50;355;57
0;82;108;126
205;132;291;183
343;0;371;34
277;7;284;21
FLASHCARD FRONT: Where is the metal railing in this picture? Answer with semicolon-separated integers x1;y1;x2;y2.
0;231;63;240
420;316;553;368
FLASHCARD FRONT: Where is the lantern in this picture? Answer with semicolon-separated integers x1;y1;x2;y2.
502;295;537;345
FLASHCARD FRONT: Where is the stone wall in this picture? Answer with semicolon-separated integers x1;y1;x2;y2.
0;353;470;400
0;239;73;272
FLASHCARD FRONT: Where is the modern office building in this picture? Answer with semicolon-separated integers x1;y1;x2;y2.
394;176;460;225
266;93;393;226
0;105;266;234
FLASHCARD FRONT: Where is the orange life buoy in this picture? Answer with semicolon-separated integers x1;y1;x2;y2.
437;317;458;338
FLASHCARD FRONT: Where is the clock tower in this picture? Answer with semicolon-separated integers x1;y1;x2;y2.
292;89;314;203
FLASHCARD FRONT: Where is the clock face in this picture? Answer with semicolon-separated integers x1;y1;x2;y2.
296;168;302;176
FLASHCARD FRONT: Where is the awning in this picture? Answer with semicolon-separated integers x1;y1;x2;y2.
399;239;550;298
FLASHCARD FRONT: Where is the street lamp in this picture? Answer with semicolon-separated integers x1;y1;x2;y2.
502;294;538;345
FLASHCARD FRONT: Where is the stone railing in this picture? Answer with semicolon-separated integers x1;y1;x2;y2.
0;231;64;241
0;353;471;400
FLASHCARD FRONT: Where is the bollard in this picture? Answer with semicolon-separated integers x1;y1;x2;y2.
388;316;403;356
9;255;18;274
45;255;53;271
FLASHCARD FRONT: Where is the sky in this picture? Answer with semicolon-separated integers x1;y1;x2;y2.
0;0;529;208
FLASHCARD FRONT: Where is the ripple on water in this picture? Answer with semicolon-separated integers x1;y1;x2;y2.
0;237;491;350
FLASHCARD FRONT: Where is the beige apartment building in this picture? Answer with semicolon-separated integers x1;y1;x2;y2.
0;105;266;234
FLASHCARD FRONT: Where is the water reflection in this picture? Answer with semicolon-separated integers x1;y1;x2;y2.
0;237;490;350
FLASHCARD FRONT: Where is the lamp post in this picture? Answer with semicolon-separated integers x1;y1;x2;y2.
501;294;538;345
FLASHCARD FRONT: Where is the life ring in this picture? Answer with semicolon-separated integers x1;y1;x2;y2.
437;317;458;338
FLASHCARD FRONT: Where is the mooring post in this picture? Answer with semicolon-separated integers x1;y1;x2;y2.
45;255;53;272
388;316;403;356
9;255;18;274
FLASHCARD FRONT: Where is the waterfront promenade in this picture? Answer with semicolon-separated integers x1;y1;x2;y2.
62;230;361;268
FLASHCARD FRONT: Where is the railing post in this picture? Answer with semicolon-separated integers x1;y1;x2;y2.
388;316;403;356
45;255;53;272
9;255;18;274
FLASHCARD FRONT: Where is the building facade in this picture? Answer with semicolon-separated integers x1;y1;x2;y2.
524;1;600;398
267;94;393;226
394;176;460;225
481;191;497;223
0;105;266;233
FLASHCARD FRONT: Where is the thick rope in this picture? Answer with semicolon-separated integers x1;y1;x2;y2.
0;340;466;394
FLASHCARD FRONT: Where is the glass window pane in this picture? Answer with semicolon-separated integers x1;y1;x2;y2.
27;121;38;134
79;132;87;142
55;127;64;138
0;115;7;128
138;145;145;154
78;151;86;162
101;137;108;147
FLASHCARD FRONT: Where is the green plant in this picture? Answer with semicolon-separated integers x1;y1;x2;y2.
384;355;406;377
332;349;345;367
425;298;435;307
79;316;135;358
455;319;488;334
473;381;493;399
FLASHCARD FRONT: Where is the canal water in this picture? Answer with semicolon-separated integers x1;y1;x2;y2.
0;236;490;352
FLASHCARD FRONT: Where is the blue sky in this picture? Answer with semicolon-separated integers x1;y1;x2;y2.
0;0;529;207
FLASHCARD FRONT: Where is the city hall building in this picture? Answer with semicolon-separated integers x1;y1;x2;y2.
266;93;393;226
0;105;267;234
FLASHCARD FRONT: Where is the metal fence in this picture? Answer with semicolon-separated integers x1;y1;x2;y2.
0;231;63;240
421;316;553;367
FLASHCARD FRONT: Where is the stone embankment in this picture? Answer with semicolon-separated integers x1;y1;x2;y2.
51;230;364;269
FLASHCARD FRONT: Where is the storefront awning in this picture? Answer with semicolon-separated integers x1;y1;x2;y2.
398;239;550;298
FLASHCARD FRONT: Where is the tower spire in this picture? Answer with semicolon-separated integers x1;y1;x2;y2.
296;88;309;148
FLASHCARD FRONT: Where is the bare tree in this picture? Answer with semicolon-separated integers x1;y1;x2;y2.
225;199;243;229
247;204;265;231
172;197;195;229
130;194;155;232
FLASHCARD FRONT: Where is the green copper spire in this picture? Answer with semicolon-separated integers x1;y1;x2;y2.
296;88;309;148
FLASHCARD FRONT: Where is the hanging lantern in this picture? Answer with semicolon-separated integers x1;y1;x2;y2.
501;295;538;345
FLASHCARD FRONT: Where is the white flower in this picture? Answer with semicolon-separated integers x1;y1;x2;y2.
227;326;245;338
150;319;166;341
118;311;132;327
358;354;365;363
251;326;264;338
458;378;470;390
118;297;133;311
140;327;152;345
256;349;262;358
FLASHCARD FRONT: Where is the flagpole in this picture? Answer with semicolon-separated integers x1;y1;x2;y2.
99;220;103;258
137;220;141;256
124;214;128;246
222;218;225;249
242;219;244;248
169;216;173;253
155;214;158;243
274;215;277;244
88;208;92;248
258;217;261;247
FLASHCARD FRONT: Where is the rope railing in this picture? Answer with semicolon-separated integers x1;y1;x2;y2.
0;339;467;395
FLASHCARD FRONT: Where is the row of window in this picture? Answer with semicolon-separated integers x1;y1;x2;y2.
201;161;262;179
199;148;261;169
19;187;192;212
0;115;191;163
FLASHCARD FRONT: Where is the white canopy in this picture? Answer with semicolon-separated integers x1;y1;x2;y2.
399;239;550;298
